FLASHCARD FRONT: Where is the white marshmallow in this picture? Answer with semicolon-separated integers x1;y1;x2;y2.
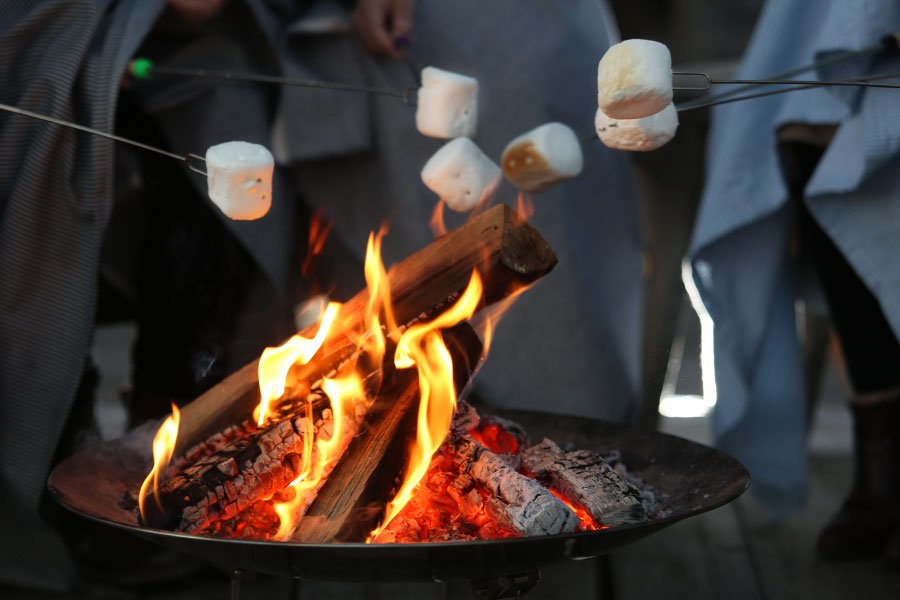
205;141;274;220
595;103;679;152
415;66;478;139
597;39;672;120
421;138;501;212
501;122;583;193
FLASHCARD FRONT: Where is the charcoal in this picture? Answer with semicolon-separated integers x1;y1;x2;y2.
521;438;646;523
456;435;579;536
144;414;316;532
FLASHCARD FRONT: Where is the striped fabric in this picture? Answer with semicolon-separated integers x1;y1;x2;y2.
0;0;163;590
688;0;900;518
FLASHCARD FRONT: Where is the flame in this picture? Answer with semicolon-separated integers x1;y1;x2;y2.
515;193;535;222
272;371;365;539
265;228;396;539
301;211;334;275
362;228;397;366
470;281;530;358
255;302;341;426
139;404;181;524
430;200;447;238
372;270;484;539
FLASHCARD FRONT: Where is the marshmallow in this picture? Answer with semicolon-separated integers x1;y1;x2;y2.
501;122;583;193
205;141;274;220
595;103;679;152
415;66;478;139
421;138;501;212
597;39;672;120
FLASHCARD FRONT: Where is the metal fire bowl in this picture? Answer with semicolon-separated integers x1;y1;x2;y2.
48;409;748;583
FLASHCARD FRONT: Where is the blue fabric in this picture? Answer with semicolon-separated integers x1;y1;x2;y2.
689;0;900;518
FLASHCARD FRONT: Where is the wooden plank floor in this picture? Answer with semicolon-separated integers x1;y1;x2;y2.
608;359;900;600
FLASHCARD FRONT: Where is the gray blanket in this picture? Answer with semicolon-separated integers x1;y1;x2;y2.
0;0;165;589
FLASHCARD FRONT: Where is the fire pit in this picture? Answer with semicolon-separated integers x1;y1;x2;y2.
47;204;748;597
48;409;748;585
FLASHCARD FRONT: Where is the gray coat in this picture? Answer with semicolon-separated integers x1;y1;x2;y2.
0;0;166;589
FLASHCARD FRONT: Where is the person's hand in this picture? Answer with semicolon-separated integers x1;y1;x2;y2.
167;0;225;26
351;0;416;59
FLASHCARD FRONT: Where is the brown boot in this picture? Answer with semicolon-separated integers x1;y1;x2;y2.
817;394;900;561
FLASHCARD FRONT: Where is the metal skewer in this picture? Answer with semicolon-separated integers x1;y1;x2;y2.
129;58;418;105
673;72;900;92
0;101;208;175
675;33;899;109
676;69;900;113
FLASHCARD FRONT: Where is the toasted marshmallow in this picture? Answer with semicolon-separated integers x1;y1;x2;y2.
415;66;478;139
421;137;501;212
595;103;678;152
501;122;583;193
205;141;274;220
597;39;672;120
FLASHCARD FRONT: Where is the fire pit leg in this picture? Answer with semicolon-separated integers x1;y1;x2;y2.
470;571;541;600
230;569;243;600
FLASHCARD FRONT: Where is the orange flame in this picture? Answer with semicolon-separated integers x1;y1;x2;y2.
301;212;334;276
515;192;535;222
470;281;530;358
430;200;447;238
548;488;606;532
272;371;365;539
371;270;484;539
362;228;397;366
138;404;181;524
263;228;399;539
255;302;341;427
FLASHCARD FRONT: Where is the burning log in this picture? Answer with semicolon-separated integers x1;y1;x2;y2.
455;435;579;536
174;204;557;456
521;438;646;523
375;404;580;542
292;323;483;543
142;410;318;531
374;433;580;542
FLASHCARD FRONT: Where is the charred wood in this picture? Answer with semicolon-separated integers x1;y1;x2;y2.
143;410;319;532
455;435;579;537
521;438;646;524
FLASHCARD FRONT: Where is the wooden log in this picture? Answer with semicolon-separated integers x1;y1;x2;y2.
521;438;646;523
291;323;483;543
455;435;580;537
143;409;318;531
174;204;557;455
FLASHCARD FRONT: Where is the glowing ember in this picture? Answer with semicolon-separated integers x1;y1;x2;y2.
470;423;519;454
548;488;607;532
138;404;180;524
